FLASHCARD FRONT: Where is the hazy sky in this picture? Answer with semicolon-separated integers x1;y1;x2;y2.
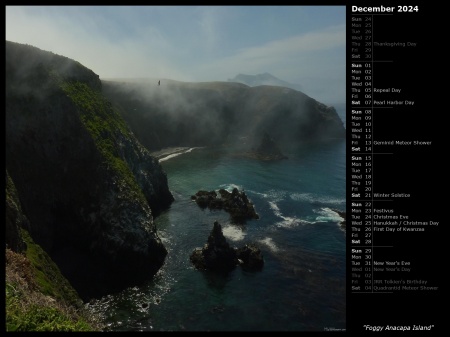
5;6;345;104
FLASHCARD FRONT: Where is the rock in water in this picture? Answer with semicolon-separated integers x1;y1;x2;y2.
190;221;264;272
333;209;346;231
190;221;237;272
191;188;259;222
254;132;288;160
236;243;264;271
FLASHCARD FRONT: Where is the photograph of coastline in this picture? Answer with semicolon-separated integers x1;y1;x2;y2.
5;6;346;331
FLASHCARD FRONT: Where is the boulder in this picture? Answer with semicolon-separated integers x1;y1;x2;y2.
190;221;264;272
190;221;237;272
236;243;264;271
333;209;346;231
254;132;288;160
191;188;259;222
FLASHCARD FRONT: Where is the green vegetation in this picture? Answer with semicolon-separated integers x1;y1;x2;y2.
6;169;101;331
5;41;163;331
5;232;103;331
6;289;92;332
6;171;101;332
20;229;81;306
61;80;147;205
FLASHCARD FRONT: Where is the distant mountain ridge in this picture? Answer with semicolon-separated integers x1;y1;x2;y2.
102;78;345;152
228;72;303;91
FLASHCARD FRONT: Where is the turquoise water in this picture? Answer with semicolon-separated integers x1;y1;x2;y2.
87;132;346;331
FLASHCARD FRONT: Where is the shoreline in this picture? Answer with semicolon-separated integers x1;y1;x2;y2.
150;147;204;162
150;147;191;159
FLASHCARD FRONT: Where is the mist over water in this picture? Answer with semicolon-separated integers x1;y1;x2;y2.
86;106;346;331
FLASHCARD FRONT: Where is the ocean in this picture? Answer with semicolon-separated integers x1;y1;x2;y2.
86;107;346;332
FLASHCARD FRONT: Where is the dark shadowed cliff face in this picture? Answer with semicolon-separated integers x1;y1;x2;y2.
5;41;174;300
5;170;29;253
102;79;345;152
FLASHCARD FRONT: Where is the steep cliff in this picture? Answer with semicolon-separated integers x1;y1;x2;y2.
5;41;174;300
5;170;29;253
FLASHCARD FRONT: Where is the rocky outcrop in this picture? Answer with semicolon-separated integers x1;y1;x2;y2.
190;221;264;272
333;209;346;231
190;221;238;272
236;244;264;271
191;188;259;222
237;132;288;161
255;132;287;159
5;41;174;300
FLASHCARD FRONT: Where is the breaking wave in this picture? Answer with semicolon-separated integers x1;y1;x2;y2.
258;237;279;253
159;147;201;162
221;224;246;241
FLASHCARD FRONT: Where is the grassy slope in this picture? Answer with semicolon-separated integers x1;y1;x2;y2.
5;42;151;331
5;169;101;331
5;231;103;331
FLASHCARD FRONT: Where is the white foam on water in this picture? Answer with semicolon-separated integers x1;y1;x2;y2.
221;225;246;241
314;207;344;223
185;146;204;153
289;192;313;202
159;152;184;162
265;189;286;202
160;236;170;243
246;188;287;202
290;192;345;205
159;147;199;162
268;201;303;228
246;189;268;198
275;217;301;228
218;183;242;192
268;201;281;216
258;237;279;253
